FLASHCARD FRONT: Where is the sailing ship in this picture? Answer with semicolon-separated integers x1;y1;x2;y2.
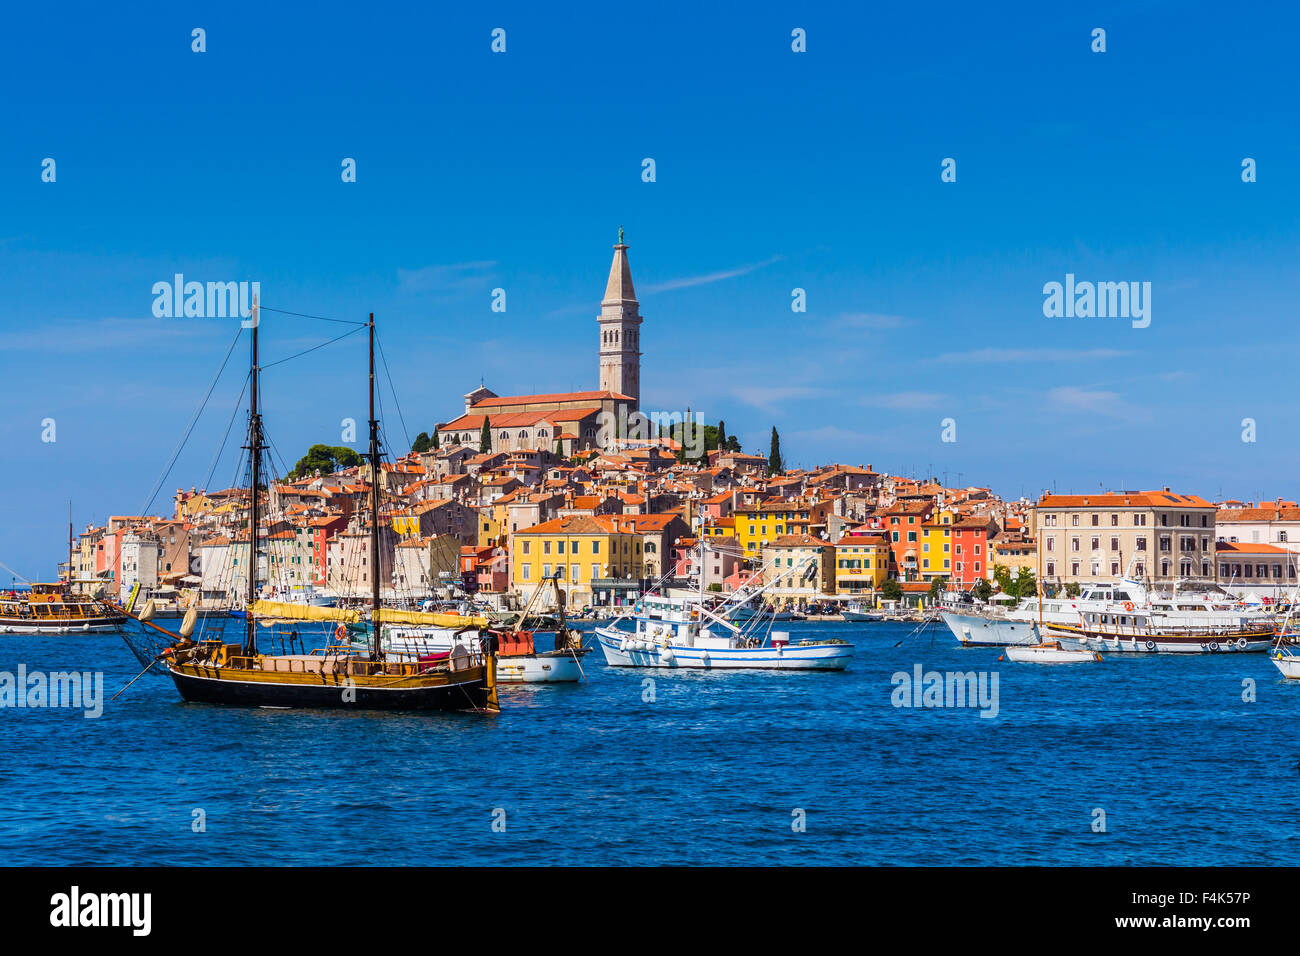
108;305;499;711
0;582;123;634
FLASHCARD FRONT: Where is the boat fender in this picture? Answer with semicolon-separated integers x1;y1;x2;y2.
1145;641;1156;651
139;599;157;623
180;606;198;639
661;648;674;663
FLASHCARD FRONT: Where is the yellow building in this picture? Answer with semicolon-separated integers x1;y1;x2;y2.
511;515;643;608
919;510;955;581
833;534;890;594
477;509;504;547
734;499;834;560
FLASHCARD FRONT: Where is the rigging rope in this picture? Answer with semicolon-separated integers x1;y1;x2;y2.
137;325;243;517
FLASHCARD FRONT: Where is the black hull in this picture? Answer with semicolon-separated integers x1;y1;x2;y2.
168;668;492;712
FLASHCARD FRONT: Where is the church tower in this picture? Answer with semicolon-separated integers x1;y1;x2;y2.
598;227;642;408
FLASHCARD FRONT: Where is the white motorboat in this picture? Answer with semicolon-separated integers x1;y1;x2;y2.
380;623;585;683
595;595;852;669
1002;641;1102;664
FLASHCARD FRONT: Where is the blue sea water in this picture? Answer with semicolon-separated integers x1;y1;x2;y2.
1;619;1298;866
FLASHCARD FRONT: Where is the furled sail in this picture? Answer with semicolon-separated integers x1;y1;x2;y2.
372;607;489;628
248;600;362;624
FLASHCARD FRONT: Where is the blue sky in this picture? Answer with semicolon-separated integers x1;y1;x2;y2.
2;1;1298;578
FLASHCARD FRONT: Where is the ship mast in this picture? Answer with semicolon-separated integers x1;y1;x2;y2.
368;312;382;659
245;296;263;654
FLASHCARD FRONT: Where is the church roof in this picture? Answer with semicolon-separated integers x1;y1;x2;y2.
469;390;631;409
603;242;637;305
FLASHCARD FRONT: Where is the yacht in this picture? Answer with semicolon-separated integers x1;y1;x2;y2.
942;580;1276;653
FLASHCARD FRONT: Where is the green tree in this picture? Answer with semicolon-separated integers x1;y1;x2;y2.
718;420;727;451
290;444;363;479
432;429;440;450
480;417;492;454
972;578;994;602
768;426;784;475
1064;581;1081;598
411;432;432;453
1012;567;1037;599
880;578;903;602
928;575;948;601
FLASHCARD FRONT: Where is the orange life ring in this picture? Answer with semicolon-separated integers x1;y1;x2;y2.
335;623;347;641
1123;601;1135;612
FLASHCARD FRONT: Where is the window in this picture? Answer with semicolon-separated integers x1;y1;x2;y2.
1111;514;1119;526
571;564;579;581
520;564;530;580
1110;537;1119;551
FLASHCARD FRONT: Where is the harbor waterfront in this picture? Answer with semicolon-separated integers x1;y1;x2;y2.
2;620;1297;867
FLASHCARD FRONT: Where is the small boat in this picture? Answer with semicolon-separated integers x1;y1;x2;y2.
1002;640;1102;663
842;601;883;622
0;582;123;634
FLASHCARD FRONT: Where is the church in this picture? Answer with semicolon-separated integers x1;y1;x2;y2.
435;231;643;456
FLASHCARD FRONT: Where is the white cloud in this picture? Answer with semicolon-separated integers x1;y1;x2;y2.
643;256;782;293
1047;385;1130;417
933;347;1131;363
860;391;945;410
397;261;498;294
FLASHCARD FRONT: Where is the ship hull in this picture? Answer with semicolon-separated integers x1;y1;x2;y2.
1047;625;1273;654
941;610;1039;647
167;666;492;711
594;629;852;670
0;618;121;634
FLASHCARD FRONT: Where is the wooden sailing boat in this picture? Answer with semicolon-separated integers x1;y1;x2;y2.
111;305;499;712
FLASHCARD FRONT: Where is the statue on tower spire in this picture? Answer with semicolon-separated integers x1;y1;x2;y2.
618;225;624;245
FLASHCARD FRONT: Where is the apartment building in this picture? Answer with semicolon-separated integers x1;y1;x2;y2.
1033;489;1216;585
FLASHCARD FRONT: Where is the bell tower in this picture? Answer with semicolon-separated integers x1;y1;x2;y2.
598;227;642;408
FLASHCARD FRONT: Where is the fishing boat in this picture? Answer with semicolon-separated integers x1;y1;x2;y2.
109;306;499;712
0;582;123;634
842;600;883;622
594;549;853;670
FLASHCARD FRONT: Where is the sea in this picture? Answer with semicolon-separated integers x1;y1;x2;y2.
1;619;1298;866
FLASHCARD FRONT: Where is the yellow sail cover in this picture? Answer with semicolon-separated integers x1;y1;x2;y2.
372;608;489;628
248;600;362;624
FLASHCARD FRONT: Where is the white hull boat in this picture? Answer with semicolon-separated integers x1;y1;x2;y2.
595;628;852;670
381;624;584;683
1002;641;1102;663
941;610;1040;647
1273;651;1300;679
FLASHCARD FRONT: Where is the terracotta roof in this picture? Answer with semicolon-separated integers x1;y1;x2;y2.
471;390;631;408
1037;491;1214;508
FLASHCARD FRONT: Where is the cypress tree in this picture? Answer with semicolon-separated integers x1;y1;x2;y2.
480;417;492;454
768;426;783;475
